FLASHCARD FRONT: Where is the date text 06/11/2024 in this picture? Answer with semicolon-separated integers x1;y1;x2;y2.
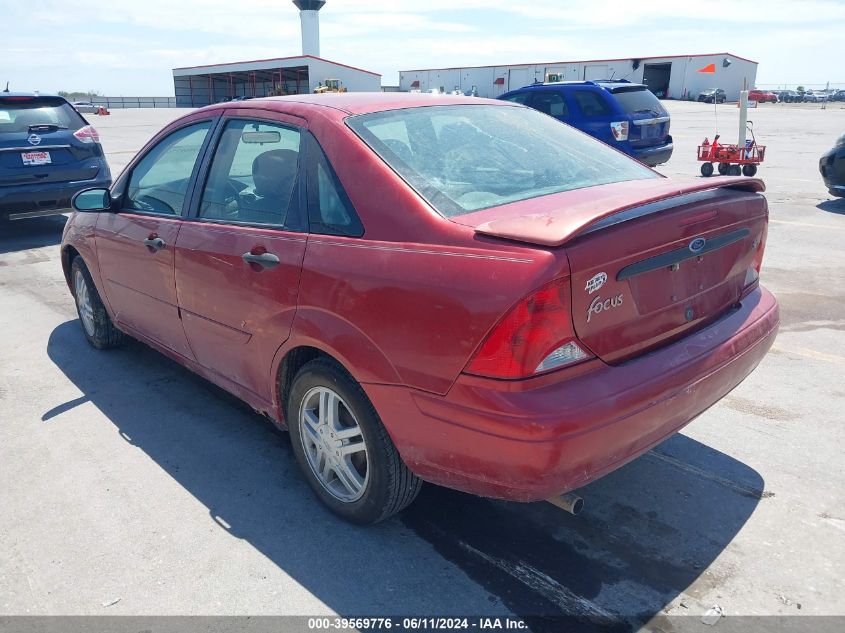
306;617;529;630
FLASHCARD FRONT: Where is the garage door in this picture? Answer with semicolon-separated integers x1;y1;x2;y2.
508;68;531;91
584;65;609;81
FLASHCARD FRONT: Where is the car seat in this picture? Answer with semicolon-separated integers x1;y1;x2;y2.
239;149;299;225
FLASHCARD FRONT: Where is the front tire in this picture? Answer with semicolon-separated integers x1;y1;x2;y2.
71;256;125;349
287;358;422;524
742;164;758;177
700;162;714;177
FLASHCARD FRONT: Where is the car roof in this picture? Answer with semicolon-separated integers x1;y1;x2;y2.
0;92;63;99
202;92;503;116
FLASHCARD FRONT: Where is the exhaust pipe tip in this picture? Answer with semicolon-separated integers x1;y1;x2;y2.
546;492;584;515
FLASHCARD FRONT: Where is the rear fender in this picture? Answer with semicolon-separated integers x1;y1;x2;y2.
269;308;403;421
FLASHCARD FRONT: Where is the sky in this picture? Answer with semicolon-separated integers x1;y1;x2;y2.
1;0;844;95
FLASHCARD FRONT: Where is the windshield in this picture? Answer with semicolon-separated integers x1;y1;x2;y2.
610;87;666;115
347;104;658;217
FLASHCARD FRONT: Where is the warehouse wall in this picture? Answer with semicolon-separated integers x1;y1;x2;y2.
400;55;757;101
306;59;381;93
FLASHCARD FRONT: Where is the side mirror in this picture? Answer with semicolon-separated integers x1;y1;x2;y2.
72;188;111;212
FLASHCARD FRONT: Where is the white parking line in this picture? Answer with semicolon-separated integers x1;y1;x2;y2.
770;219;845;230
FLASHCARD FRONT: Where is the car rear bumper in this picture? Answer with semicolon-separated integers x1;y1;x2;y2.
0;173;111;220
366;285;779;502
631;139;674;166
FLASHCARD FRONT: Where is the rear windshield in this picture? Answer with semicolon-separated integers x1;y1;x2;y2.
347;104;658;217
0;97;86;134
610;87;666;115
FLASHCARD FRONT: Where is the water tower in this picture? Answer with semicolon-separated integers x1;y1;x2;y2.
293;0;326;57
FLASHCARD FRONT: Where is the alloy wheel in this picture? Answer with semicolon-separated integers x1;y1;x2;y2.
74;269;96;337
298;386;369;502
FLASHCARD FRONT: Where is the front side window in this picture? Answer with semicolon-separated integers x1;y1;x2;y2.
199;119;301;227
347;104;658;217
501;92;531;105
125;122;212;215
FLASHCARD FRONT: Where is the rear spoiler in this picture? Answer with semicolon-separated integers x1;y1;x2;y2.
472;177;765;247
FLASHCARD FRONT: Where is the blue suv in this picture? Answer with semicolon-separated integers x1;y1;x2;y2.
1;93;111;223
499;80;673;166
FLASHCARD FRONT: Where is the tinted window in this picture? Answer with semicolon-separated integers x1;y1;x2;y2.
126;122;211;215
0;97;86;133
530;91;569;118
348;104;658;217
611;87;666;115
572;91;612;116
199;119;301;227
501;92;532;105
306;136;363;237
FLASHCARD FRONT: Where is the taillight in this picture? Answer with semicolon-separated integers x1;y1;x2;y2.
73;125;100;144
610;121;629;141
465;277;592;379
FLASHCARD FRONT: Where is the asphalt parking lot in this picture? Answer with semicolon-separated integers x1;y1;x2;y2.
1;100;843;629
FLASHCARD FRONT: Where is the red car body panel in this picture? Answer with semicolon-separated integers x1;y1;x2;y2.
174;222;307;399
61;94;779;502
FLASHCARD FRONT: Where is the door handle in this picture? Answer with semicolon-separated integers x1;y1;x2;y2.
142;237;165;250
242;251;280;269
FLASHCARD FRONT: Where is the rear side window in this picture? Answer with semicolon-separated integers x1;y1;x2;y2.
610;87;666;115
199;119;302;228
572;91;611;116
306;135;363;237
530;91;569;118
0;97;86;133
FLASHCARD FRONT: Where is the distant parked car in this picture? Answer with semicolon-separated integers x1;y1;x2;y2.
698;88;726;104
500;80;673;166
0;93;110;223
61;93;777;524
804;91;828;103
820;134;845;197
829;90;845;102
748;90;778;103
776;90;801;103
72;101;99;114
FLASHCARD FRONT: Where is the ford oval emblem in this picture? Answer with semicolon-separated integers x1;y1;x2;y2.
28;133;41;146
688;237;706;254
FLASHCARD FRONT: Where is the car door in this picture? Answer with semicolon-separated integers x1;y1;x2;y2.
174;112;308;399
95;117;215;358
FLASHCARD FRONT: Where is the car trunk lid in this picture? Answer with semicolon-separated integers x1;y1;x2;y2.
461;177;768;363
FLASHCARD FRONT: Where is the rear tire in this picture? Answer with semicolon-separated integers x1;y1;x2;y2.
700;162;714;177
729;165;742;176
718;162;730;175
287;358;422;525
70;256;125;349
742;164;758;177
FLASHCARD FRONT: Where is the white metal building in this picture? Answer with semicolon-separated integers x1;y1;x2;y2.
400;52;758;101
172;55;381;107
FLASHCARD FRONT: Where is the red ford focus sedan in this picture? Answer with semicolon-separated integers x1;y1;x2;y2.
61;94;779;524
